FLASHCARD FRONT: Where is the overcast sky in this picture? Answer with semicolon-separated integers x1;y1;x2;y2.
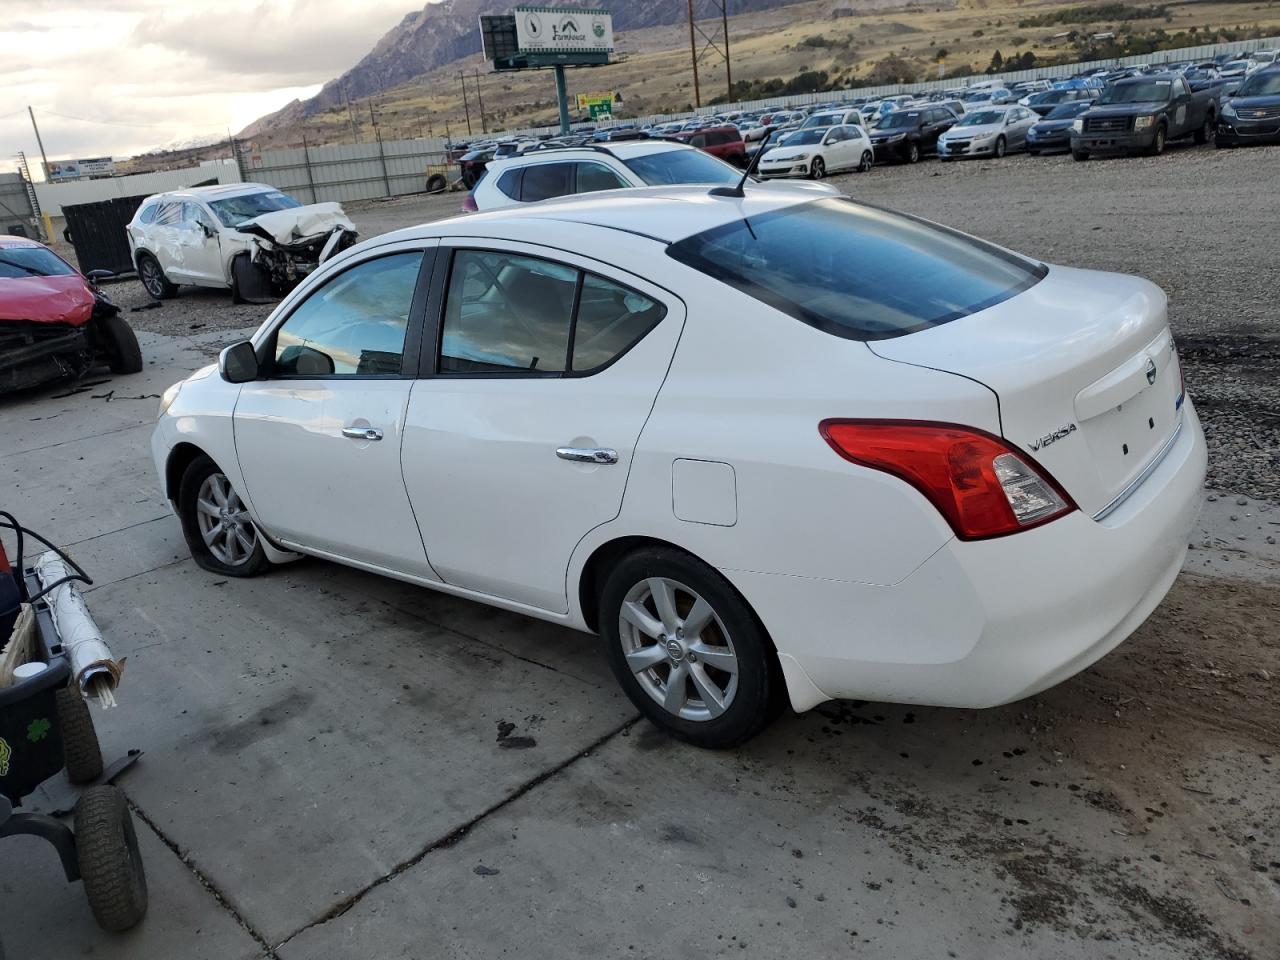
2;0;423;178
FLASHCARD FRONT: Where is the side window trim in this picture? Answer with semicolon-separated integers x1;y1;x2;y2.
258;246;437;381
420;242;669;381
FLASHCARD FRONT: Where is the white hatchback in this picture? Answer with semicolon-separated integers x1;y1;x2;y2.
757;124;875;179
152;187;1206;748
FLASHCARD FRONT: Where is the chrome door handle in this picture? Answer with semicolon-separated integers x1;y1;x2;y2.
556;446;618;465
342;426;383;442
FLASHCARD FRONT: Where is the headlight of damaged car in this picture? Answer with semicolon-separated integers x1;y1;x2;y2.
1133;116;1155;131
158;380;183;418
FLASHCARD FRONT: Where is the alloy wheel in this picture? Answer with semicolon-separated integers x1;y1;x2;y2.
617;577;739;722
859;150;874;172
140;260;164;299
195;473;258;566
810;157;826;179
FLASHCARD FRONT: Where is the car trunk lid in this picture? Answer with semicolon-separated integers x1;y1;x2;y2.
868;265;1184;517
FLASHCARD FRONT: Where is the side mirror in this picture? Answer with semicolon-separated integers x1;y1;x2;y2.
84;269;114;285
200;222;216;239
219;340;259;383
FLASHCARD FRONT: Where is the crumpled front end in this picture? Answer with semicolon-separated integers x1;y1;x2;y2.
233;202;359;302
0;320;93;393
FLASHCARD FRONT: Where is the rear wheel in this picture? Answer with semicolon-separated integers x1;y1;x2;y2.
1194;115;1215;145
809;157;826;179
1072;149;1090;162
75;786;148;932
136;253;176;300
599;548;782;749
178;455;270;577
56;686;103;784
994;135;1007;158
857;149;874;172
96;315;142;374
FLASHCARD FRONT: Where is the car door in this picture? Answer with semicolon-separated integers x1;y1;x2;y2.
232;242;441;577
400;240;685;612
1170;76;1194;132
177;202;225;285
825;127;854;170
1014;107;1037;146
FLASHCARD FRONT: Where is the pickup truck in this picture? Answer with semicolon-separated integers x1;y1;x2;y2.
1070;73;1218;159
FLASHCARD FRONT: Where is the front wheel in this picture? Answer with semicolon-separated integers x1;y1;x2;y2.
1148;125;1167;156
96;315;142;374
599;548;782;749
857;149;874;172
56;687;103;784
809;157;826;179
905;141;921;164
178;455;270;577
993;136;1007;159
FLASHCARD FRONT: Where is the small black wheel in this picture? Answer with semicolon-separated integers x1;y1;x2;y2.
74;786;148;932
56;686;103;784
178;455;270;577
426;173;447;193
1149;125;1167;156
809;157;826;179
906;141;921;163
858;149;874;172
1194;115;1214;145
1072;149;1089;162
136;253;176;300
599;547;783;749
96;315;143;375
994;135;1007;158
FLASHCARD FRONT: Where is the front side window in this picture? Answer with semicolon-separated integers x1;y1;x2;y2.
576;163;628;193
273;252;423;376
153;201;183;227
666;198;1045;342
439;250;665;375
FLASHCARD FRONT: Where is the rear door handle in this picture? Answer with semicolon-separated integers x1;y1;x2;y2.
556;447;618;465
342;426;383;442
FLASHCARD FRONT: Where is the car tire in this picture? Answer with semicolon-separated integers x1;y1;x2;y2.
56;686;104;784
426;173;448;193
1194;115;1215;145
1028;149;1040;156
809;157;826;179
906;142;921;164
178;455;270;577
599;547;784;749
97;314;143;375
1072;149;1089;162
136;253;176;300
1149;125;1167;156
74;786;148;933
857;149;874;172
994;136;1007;158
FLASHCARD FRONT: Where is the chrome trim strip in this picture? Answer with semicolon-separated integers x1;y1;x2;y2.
1092;413;1185;522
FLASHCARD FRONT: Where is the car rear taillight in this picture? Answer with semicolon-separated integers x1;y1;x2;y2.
461;194;478;213
820;420;1076;540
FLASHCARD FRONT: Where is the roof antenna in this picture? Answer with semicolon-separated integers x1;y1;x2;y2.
710;126;777;198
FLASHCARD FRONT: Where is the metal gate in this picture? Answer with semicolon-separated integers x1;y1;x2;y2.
60;195;149;275
0;173;35;238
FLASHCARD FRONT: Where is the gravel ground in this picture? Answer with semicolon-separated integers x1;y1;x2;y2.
90;138;1279;498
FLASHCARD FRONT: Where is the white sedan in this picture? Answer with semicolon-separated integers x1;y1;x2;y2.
152;187;1206;748
757;125;875;179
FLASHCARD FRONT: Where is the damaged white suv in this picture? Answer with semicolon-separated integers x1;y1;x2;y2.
126;183;358;303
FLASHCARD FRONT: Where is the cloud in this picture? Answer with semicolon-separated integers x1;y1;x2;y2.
10;21;52;32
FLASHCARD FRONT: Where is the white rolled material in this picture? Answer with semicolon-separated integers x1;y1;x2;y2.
33;552;123;706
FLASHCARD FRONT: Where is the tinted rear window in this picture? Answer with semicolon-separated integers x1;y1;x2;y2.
665;198;1046;342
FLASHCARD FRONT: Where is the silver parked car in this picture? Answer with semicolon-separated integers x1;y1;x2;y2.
937;105;1039;160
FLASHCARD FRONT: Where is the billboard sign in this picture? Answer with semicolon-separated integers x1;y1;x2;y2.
45;157;116;181
515;6;613;55
575;91;615;110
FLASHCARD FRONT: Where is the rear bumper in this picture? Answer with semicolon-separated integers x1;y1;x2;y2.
729;400;1207;712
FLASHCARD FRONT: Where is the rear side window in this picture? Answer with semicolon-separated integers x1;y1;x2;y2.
520;163;573;202
666;198;1046;342
497;168;522;199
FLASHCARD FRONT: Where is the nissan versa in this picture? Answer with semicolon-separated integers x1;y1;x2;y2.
152;188;1207;748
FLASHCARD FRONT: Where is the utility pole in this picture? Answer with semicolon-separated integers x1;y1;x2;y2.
458;72;473;136
27;106;50;181
474;70;488;135
686;0;702;108
722;2;732;97
343;86;360;143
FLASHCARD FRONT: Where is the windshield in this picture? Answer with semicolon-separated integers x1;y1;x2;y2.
878;111;921;129
621;148;740;186
1239;71;1280;96
0;245;76;279
1031;90;1072;104
964;92;993;102
956;110;1004;126
780;129;826;146
210;190;302;228
802;114;840;128
1045;101;1091;120
666;198;1045;342
1098;80;1172;104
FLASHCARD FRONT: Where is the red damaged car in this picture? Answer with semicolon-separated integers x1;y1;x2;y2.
0;236;142;394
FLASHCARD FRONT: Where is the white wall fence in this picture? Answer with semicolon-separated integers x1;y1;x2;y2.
242;138;451;205
35;159;242;217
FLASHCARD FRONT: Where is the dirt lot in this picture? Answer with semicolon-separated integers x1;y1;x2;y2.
13;138;1276;959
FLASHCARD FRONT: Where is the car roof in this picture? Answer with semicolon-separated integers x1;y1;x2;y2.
384;185;818;246
484;140;689;171
141;182;282;204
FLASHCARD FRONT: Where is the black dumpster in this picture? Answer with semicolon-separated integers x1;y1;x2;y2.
60;195;149;276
